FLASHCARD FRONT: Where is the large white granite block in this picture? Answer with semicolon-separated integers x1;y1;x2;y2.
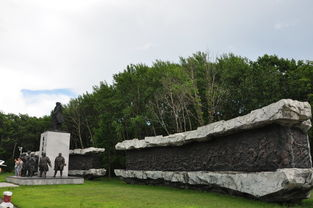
39;131;70;177
114;168;313;201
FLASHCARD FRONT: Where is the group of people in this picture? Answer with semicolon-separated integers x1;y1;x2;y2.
14;152;37;177
14;152;66;178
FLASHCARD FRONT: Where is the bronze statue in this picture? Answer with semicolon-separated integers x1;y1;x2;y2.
39;152;51;178
51;102;64;130
22;151;36;177
54;153;66;177
28;153;37;177
20;153;27;176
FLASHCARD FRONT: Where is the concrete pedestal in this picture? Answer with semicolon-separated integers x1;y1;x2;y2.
6;176;84;185
39;131;70;177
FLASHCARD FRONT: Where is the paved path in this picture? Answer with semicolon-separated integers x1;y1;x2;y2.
0;182;19;188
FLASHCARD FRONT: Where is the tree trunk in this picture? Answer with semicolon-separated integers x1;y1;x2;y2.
78;123;84;149
85;119;94;146
108;150;111;178
12;142;17;159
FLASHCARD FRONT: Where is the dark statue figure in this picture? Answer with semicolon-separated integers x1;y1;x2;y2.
20;151;37;177
54;153;66;177
20;153;27;176
51;102;64;130
39;152;51;178
28;153;37;177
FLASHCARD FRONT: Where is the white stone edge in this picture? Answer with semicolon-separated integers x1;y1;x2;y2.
42;131;71;135
6;177;84;185
68;168;107;176
116;99;312;150
69;147;105;155
114;168;313;198
32;147;105;156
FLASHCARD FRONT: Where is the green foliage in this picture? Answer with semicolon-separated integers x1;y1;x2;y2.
0;113;50;169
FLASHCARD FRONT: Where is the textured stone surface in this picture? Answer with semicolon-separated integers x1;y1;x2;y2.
115;169;313;202
68;168;106;177
116;99;312;150
126;124;312;172
69;152;103;170
68;147;105;178
6;176;84;185
69;147;105;155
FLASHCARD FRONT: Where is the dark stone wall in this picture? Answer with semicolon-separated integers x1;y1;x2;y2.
69;153;103;170
125;124;312;172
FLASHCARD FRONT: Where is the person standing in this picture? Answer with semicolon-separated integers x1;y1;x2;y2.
14;158;19;176
54;153;66;177
39;152;51;178
17;158;23;176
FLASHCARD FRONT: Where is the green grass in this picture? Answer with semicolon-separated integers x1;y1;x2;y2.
0;173;313;208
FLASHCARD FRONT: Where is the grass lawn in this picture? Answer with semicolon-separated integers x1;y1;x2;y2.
0;173;313;208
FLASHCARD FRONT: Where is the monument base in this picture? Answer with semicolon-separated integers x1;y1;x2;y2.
6;176;84;186
39;131;70;177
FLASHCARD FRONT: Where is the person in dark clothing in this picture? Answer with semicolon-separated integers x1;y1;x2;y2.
39;152;51;178
54;153;66;177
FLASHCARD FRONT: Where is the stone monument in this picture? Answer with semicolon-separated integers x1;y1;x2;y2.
38;102;69;177
68;147;106;179
115;99;313;203
39;131;70;177
7;102;84;185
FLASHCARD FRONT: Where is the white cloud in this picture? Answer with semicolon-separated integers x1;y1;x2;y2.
274;23;290;30
0;67;73;117
136;43;156;51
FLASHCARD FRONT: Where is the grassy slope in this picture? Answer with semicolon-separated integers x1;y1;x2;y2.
0;173;312;208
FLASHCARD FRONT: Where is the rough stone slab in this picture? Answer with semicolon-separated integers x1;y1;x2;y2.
125;125;312;172
116;99;312;150
69;168;106;177
69;153;103;170
33;147;105;156
69;147;105;155
114;168;313;201
6;176;84;185
0;182;19;188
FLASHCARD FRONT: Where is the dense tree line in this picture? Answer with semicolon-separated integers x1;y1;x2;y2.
0;52;312;174
0;113;50;168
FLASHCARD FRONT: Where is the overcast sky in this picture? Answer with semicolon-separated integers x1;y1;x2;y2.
0;0;312;117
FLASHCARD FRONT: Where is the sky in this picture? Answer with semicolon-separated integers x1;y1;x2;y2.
0;0;312;117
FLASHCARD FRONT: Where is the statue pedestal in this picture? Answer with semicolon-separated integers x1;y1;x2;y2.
6;176;83;185
39;131;70;177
